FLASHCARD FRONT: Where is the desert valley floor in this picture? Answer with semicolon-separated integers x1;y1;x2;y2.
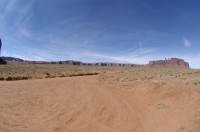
0;64;200;132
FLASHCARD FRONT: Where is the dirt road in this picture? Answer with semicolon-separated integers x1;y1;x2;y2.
0;76;200;132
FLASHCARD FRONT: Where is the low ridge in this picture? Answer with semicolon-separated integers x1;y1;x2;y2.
3;56;189;68
30;58;190;68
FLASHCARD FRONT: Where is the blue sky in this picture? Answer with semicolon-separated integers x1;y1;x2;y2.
0;0;200;68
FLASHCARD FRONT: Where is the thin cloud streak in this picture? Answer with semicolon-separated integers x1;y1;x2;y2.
183;37;192;47
35;48;157;64
3;45;158;64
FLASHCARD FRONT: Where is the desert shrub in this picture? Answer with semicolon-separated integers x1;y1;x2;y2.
161;82;167;85
6;77;13;81
194;82;198;85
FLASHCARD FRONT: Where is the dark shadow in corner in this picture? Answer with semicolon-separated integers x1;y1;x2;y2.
0;57;7;65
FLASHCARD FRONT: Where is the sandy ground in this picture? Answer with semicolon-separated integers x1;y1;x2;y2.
0;76;200;132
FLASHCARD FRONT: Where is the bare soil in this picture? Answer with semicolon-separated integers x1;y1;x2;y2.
0;74;200;132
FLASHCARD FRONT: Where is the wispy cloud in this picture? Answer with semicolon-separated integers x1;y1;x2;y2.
48;47;159;64
0;0;35;35
1;0;199;68
183;37;192;47
18;27;34;39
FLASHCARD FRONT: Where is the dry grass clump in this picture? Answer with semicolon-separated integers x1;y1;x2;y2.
1;62;200;86
1;72;99;81
0;62;101;81
67;72;99;77
5;76;32;81
161;82;167;85
96;67;200;91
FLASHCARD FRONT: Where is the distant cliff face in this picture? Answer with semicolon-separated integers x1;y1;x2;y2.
54;58;190;68
53;61;146;67
3;56;190;68
148;58;190;68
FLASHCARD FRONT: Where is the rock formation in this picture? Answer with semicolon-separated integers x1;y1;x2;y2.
56;58;189;68
0;57;7;65
1;56;24;62
63;58;189;68
2;56;190;68
148;58;189;68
